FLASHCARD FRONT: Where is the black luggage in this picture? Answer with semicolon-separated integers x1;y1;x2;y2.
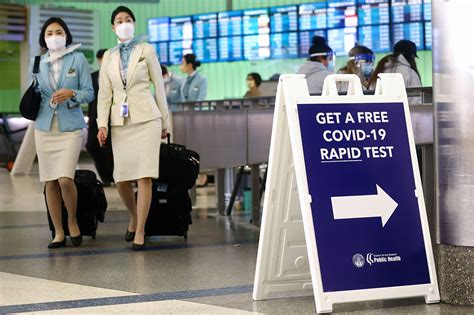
45;170;107;239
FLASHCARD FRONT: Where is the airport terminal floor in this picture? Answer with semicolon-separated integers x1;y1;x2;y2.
0;159;472;314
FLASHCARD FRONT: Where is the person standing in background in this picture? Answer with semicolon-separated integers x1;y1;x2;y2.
338;45;375;92
86;49;114;186
180;53;207;101
243;73;263;98
297;36;334;95
161;65;184;111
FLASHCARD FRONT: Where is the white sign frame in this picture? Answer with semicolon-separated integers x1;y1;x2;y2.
253;74;440;313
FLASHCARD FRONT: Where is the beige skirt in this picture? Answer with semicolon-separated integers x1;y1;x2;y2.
111;118;162;183
35;116;83;182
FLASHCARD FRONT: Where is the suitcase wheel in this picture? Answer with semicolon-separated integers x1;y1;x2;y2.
183;232;188;241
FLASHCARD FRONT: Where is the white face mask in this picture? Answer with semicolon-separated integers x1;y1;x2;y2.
45;35;66;51
115;23;135;41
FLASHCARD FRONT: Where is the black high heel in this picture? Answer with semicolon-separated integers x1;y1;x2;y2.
48;238;66;249
125;230;135;242
70;234;83;246
132;242;146;251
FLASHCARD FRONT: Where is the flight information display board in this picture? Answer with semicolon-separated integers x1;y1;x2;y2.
270;32;299;59
152;42;169;64
357;0;390;26
193;13;218;39
299;2;327;31
424;21;431;49
270;5;298;33
169;40;193;65
392;22;424;49
327;0;358;29
391;0;423;23
328;27;357;54
170;16;193;41
219;36;243;61
424;0;431;21
243;8;270;35
193;38;218;62
243;34;270;60
148;17;170;42
358;24;391;52
218;11;243;37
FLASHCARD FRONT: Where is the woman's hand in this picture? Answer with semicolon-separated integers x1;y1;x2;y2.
161;128;168;139
51;89;74;104
97;127;108;147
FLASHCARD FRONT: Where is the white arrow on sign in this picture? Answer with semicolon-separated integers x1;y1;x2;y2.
331;185;398;227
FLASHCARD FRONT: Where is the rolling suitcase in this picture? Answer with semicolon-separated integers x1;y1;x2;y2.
45;170;107;239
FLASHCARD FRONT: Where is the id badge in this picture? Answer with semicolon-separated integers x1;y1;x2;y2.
120;102;129;117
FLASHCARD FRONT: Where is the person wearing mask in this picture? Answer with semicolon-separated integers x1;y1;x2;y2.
86;49;114;186
180;54;207;101
32;17;94;248
297;36;334;95
367;39;421;101
161;64;184;111
243;73;263;98
338;45;375;91
97;6;169;250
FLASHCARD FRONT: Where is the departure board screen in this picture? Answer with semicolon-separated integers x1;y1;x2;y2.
270;6;298;33
358;24;391;52
168;40;193;65
424;0;431;21
270;32;298;59
243;34;271;60
243;9;270;35
327;0;358;29
299;30;327;57
152;42;169;64
218;11;243;37
170;16;193;41
148;17;170;42
357;0;390;26
424;21;431;49
391;0;423;23
328;27;357;54
193;38;218;62
299;2;327;31
193;13;218;39
392;22;424;49
218;36;243;61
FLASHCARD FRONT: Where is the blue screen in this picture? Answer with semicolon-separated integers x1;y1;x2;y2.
193;38;218;62
168;40;193;65
424;21;431;49
148;17;170;42
152;42;169;65
193;13;218;39
270;32;298;59
218;36;243;61
328;27;357;54
391;0;423;23
243;8;270;35
424;0;431;20
299;30;327;57
243;34;270;60
270;5;298;33
218;11;243;37
170;16;193;41
358;24;391;53
327;0;358;29
392;22;424;50
357;0;390;26
299;3;327;31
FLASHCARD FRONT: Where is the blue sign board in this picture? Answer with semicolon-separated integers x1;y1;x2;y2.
297;102;431;292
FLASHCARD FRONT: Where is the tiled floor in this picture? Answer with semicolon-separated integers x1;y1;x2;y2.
0;164;472;314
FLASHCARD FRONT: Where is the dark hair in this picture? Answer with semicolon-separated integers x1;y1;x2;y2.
309;36;332;62
247;73;262;87
367;52;421;89
111;6;136;25
161;65;168;76
39;17;73;49
339;45;374;75
183;53;201;70
96;49;107;59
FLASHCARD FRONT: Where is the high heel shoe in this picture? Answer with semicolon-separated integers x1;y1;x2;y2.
48;238;66;249
124;230;135;242
132;242;146;251
70;234;83;246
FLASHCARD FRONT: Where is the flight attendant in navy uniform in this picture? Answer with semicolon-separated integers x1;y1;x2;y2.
97;6;169;250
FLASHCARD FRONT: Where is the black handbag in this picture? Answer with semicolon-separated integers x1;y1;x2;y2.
19;56;42;120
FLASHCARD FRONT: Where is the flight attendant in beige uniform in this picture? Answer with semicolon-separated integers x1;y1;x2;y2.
97;6;169;250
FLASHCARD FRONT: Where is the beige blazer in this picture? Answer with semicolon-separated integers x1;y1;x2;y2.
97;42;169;129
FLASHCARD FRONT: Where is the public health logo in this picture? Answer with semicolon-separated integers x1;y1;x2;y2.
352;253;365;268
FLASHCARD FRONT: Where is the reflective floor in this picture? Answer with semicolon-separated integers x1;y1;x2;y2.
0;162;472;314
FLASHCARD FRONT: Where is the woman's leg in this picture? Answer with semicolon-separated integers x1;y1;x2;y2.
134;178;153;245
58;177;80;237
116;181;138;232
45;180;64;242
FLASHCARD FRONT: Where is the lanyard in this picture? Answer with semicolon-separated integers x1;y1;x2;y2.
119;57;127;101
